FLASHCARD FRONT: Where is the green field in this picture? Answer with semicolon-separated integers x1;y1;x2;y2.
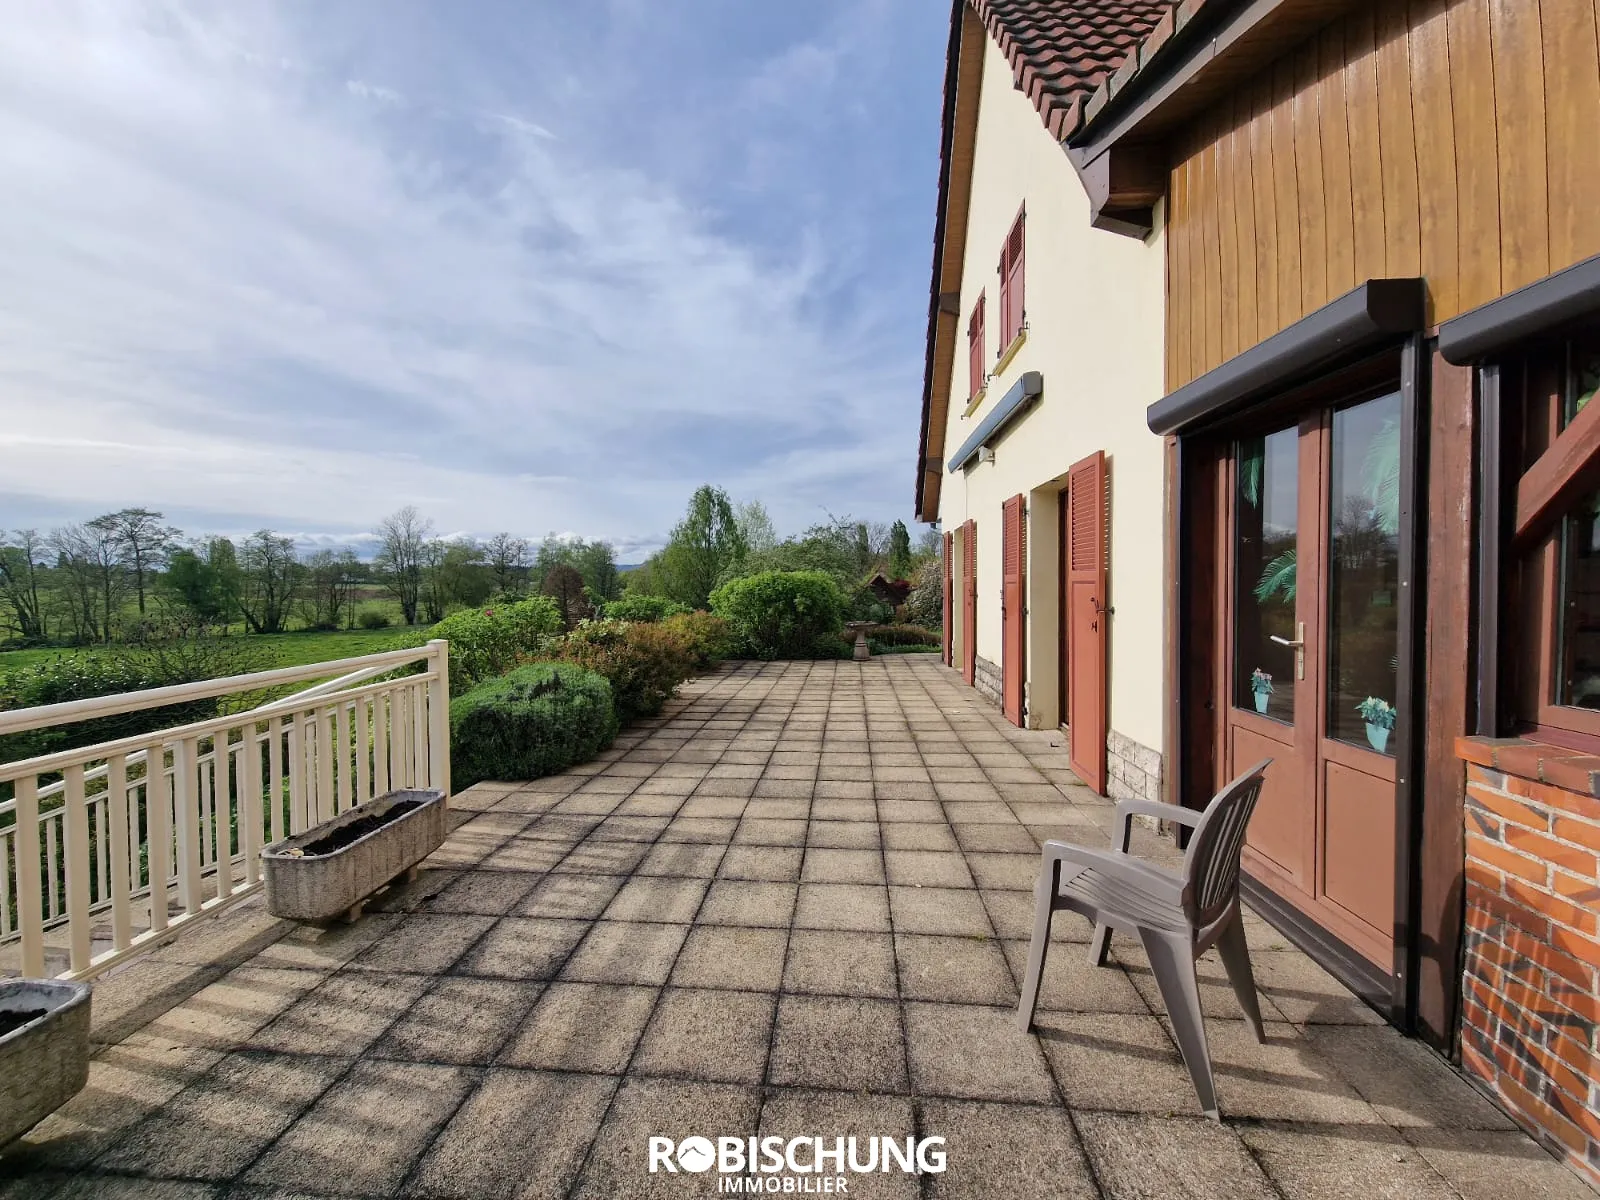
0;626;422;679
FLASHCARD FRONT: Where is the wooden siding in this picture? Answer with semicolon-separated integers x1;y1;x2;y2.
1166;0;1600;391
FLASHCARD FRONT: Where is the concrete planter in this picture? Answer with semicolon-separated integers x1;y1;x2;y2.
0;980;92;1148
262;788;446;923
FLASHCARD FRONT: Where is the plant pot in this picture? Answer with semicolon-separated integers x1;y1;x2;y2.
1253;692;1270;714
0;980;92;1148
1365;723;1390;753
262;789;447;923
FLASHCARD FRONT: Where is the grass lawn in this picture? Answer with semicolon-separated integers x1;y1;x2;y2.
0;626;424;678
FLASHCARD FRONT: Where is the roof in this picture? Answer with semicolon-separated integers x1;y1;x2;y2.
974;0;1177;141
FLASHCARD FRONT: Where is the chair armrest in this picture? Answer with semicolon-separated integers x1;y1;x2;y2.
1040;841;1184;906
1112;798;1201;854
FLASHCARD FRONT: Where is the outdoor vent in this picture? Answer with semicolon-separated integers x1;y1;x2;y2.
978;447;996;464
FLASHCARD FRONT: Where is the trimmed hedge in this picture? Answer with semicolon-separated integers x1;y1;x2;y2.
431;597;563;695
603;594;689;622
709;571;845;660
660;611;733;671
553;619;694;725
870;624;940;647
449;662;618;788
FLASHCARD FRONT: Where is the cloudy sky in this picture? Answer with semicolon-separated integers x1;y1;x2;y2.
0;0;947;559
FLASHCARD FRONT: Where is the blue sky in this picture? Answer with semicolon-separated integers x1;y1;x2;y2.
0;0;948;559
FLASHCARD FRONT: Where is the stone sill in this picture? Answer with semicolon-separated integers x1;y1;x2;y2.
1456;735;1600;799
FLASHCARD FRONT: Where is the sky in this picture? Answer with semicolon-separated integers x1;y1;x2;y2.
0;0;949;560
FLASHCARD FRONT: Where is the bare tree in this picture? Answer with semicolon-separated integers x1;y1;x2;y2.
300;549;360;630
48;524;108;643
102;507;180;614
542;564;591;629
237;530;299;633
0;529;48;640
374;507;432;626
484;532;530;597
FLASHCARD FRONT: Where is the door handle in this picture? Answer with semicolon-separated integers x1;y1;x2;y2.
1269;622;1307;681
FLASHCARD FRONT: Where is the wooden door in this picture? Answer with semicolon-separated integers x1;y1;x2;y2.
1001;494;1027;726
1067;452;1108;792
942;531;954;666
1221;392;1403;968
1058;491;1070;728
963;519;977;685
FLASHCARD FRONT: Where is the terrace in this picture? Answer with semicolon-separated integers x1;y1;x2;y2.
0;653;1591;1198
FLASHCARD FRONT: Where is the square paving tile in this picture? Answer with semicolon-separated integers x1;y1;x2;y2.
769;996;907;1093
424;871;542;915
561;921;690;985
717;845;804;881
1000;941;1149;1013
348;913;496;974
952;823;1040;853
920;1098;1096;1200
759;1090;919;1200
888;886;992;936
884;850;974;888
963;852;1039;891
670;925;788;991
405;1069;618;1200
571;1078;763;1200
635;842;726;878
697;880;798;928
735;817;809;846
514;873;627;920
782;930;897;998
904;1002;1055;1103
591;815;673;841
136;966;322;1051
555;840;652;876
896;934;1017;1005
878;800;944;822
372;977;542;1065
1166;1019;1383;1124
603;876;711;923
452;916;589;980
1034;1011;1194;1111
632;988;775;1084
477;839;569;873
802;848;886;884
1237;1122;1460;1200
807;820;882;849
498;982;658;1073
882;823;961;852
249;971;431;1056
810;798;876;821
793;883;892;932
1075;1111;1277;1200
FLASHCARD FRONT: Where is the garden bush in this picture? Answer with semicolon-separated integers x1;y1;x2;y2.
430;596;563;695
449;662;618;788
602;594;690;623
709;571;845;660
869;624;940;647
552;620;694;725
356;609;391;630
903;557;944;630
660;611;733;671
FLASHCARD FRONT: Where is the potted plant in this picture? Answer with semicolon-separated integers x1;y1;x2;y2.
1250;668;1273;714
1;980;92;1147
1357;697;1396;753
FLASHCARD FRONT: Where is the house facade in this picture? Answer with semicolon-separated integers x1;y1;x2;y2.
917;0;1600;1185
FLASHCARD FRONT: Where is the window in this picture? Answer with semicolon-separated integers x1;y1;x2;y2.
998;208;1025;350
967;294;986;401
1509;334;1600;740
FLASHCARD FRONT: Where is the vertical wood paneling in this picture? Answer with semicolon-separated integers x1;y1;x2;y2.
1200;110;1224;371
1490;0;1551;291
1249;74;1281;347
1449;0;1501;311
1410;0;1459;324
1270;60;1303;333
1318;23;1356;299
1374;4;1422;278
1170;152;1190;390
1345;10;1388;287
1541;0;1600;272
1293;42;1329;315
1217;97;1242;365
1231;94;1260;355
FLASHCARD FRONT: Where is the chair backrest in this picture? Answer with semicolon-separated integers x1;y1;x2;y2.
1181;759;1272;928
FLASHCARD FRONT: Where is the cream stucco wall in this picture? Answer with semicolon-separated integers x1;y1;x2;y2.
938;33;1167;756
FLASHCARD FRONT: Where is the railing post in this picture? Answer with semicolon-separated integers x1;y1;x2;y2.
62;763;93;974
107;753;133;951
174;736;203;915
427;639;451;799
13;776;46;978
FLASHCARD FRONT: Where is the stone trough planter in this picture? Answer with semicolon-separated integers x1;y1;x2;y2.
262;788;446;923
0;980;92;1149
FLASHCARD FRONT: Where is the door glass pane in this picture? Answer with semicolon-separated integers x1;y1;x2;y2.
1326;392;1401;753
1234;427;1299;721
1557;485;1600;708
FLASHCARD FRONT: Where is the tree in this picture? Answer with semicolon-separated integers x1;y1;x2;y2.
484;532;530;597
301;549;360;630
374;506;432;625
542;564;591;629
102;508;179;615
0;530;48;641
420;538;487;624
237;530;299;634
735;500;778;554
576;540;620;602
888;520;913;581
50;521;123;643
657;485;747;609
163;546;230;625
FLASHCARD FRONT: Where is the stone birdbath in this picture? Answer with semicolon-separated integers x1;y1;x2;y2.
845;621;875;661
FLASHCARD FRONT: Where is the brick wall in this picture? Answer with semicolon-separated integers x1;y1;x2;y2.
1456;737;1600;1189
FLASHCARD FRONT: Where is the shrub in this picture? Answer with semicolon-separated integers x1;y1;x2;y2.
552;620;694;725
449;662;618;788
903;557;944;630
603;594;689;623
869;624;940;648
430;596;563;695
356;609;391;630
660;611;733;670
709;571;845;660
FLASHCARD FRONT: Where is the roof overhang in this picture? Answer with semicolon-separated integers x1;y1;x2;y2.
1146;279;1425;436
1439;250;1600;364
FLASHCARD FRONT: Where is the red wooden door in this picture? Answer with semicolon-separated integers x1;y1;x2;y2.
963;519;977;686
942;531;954;666
1001;494;1027;725
1067;452;1108;792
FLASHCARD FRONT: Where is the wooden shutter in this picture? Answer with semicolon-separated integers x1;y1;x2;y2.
942;531;954;666
963;519;977;686
1002;494;1027;726
999;210;1025;346
1066;451;1108;792
967;295;985;399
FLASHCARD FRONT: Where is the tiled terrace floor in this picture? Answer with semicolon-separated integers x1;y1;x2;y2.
1;658;1593;1199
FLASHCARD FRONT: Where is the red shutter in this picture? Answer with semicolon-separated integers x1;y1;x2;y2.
967;295;985;399
942;531;954;665
1066;451;1108;793
963;519;977;686
1002;495;1027;726
1002;212;1026;346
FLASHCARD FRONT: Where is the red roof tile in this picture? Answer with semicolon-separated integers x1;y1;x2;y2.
973;0;1176;141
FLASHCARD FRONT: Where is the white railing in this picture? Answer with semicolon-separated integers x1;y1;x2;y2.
0;639;451;981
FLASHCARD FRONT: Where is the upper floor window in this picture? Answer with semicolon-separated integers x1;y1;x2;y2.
998;207;1026;350
967;293;986;401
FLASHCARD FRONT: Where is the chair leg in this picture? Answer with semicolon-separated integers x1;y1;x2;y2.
1016;864;1059;1032
1215;912;1266;1044
1140;928;1219;1120
1089;922;1111;967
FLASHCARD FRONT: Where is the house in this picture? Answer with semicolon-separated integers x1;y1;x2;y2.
917;0;1600;1185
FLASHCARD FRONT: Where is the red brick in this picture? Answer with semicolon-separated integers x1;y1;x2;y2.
1458;736;1515;768
1468;785;1550;832
1550;924;1600;972
1554;816;1600;853
1499;1074;1591;1156
1553;870;1600;906
1540;754;1600;797
1547;975;1600;1025
1505;772;1587;811
1505;878;1598;938
1468;836;1549;885
1465;858;1506;895
1547;1087;1600;1145
1462;1039;1497;1085
1468;881;1552;939
1547;1027;1600;1086
1498;743;1576;783
1506;824;1596;877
